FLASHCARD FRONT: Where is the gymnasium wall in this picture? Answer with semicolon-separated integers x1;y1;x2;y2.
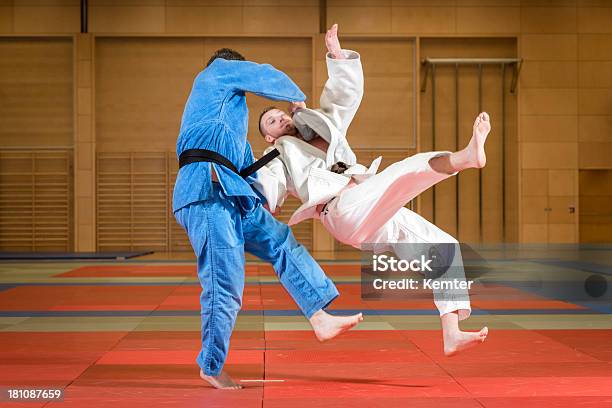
1;1;611;252
0;37;73;251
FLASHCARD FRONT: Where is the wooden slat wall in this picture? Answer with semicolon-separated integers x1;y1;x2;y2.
96;152;169;252
0;150;73;251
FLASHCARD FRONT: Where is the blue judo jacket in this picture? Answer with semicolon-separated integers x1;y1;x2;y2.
173;58;306;214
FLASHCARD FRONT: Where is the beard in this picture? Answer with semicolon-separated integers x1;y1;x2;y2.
284;123;298;136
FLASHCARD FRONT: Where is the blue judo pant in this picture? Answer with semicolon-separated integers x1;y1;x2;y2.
175;183;339;376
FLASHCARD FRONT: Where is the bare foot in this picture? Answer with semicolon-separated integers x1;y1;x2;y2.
443;112;491;173
443;326;488;356
467;112;491;168
200;369;243;390
309;309;364;342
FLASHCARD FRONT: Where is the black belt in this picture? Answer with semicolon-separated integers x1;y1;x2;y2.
178;148;280;178
320;196;336;215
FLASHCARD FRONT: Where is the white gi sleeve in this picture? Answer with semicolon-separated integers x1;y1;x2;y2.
251;150;291;213
318;49;364;137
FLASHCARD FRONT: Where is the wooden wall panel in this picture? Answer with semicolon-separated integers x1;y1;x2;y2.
520;115;577;143
393;6;456;34
578;5;612;33
327;2;524;36
74;33;96;251
242;5;318;34
12;2;79;34
579;33;612;60
576;5;612;246
95;37;204;153
579;169;612;243
580;69;612;98
0;6;13;33
456;6;519;34
327;3;392;35
90;5;165;33
0;37;73;147
521;6;576;34
88;1;319;35
165;6;243;34
0;150;73;251
579;142;612;169
96;152;169;251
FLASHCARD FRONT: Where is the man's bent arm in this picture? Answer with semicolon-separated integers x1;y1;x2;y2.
223;59;306;103
318;50;364;137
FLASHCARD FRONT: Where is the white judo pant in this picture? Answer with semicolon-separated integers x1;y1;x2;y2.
320;151;471;320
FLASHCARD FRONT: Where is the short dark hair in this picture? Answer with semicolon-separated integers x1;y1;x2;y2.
258;106;278;137
206;48;245;67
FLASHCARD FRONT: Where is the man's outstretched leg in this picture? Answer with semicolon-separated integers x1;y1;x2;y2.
320;111;492;246
428;228;488;356
409;111;491;356
243;204;363;341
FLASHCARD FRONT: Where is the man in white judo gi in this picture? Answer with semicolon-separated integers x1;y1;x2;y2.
255;24;489;356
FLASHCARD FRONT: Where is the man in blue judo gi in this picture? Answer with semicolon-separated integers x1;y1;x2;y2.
173;48;363;389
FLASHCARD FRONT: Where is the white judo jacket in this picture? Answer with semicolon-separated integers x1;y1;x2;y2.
253;49;382;226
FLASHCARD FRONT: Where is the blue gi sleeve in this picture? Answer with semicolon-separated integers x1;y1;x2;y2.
224;59;307;103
